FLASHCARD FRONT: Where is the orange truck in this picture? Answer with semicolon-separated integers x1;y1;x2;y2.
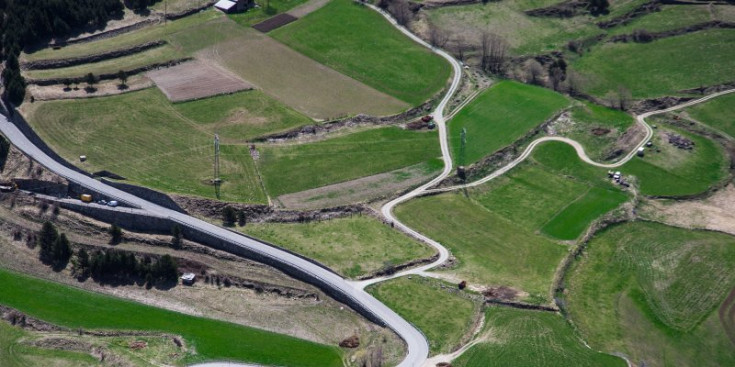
80;194;93;203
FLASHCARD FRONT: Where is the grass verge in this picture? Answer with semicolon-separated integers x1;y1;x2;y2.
367;276;479;355
258;127;441;196
241;216;434;278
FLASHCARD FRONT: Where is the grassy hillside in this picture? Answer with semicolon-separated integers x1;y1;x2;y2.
395;192;567;301
565;221;735;367
242;216;434;278
453;307;625;367
449;81;569;166
367;276;478;355
562;101;636;161
0;322;98;367
25;88;315;203
0;268;343;367
686;92;735;138
270;0;451;105
572;29;735;99
258;127;441;196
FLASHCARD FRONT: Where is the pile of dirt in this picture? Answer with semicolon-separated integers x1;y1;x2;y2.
482;286;519;301
171;194;370;224
666;133;695;150
591;127;611;136
339;335;360;348
129;340;148;350
33;338;92;353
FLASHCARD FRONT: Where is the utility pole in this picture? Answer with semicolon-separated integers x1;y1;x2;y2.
213;134;221;184
458;127;467;180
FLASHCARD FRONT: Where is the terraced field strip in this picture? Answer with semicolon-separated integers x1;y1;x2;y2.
241;216;435;279
452;307;626;367
540;186;628;240
448;80;569;166
0;268;343;367
572;29;735;99
199;21;409;119
270;0;451;105
257;127;441;196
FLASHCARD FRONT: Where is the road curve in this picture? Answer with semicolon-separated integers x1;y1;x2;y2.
427;87;735;194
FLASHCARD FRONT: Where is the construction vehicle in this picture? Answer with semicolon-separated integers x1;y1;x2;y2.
80;194;93;203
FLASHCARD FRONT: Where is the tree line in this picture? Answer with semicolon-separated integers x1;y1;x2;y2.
0;0;160;105
74;247;179;287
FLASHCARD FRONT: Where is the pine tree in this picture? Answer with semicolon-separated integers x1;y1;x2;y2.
171;224;182;249
109;224;122;244
38;221;58;263
52;233;72;268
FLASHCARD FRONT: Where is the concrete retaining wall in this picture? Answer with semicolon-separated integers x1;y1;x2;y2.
101;178;185;213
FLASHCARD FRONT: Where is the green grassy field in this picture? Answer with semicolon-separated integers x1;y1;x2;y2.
609;4;713;36
258;127;441;196
25;87;317;203
367;276;479;355
241;216;434;278
564;221;735;367
541;186;628;240
449;81;569;166
0;323;99;367
562;101;636;161
270;0;451;105
470;157;628;241
395;192;567;301
0;268;342;367
572;29;735;99
25;45;184;80
427;0;602;55
686;92;735;138
531;129;728;198
453;307;625;367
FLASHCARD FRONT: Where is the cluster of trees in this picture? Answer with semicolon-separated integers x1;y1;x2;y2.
222;207;247;227
125;0;163;12
75;247;179;287
0;0;158;105
37;221;72;270
586;0;610;16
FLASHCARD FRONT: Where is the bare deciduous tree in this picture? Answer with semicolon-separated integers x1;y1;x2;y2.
617;85;632;111
389;0;412;26
480;30;508;74
565;70;587;96
427;20;449;48
452;34;471;62
525;59;544;85
549;66;565;91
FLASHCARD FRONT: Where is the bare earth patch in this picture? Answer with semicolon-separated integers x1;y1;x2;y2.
276;163;439;209
147;60;253;102
639;184;735;235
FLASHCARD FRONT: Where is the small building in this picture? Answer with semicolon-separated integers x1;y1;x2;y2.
214;0;251;13
181;273;196;285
